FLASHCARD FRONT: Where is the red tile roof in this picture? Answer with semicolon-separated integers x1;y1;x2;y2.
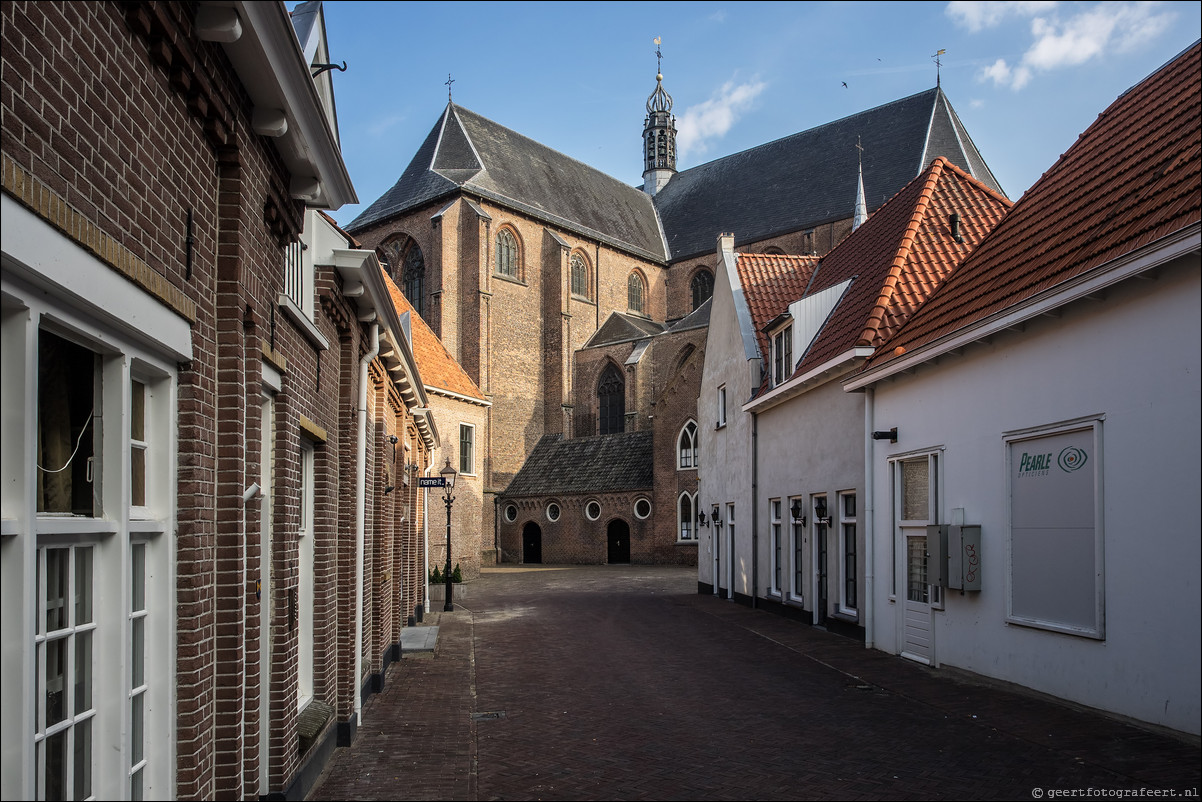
737;253;821;360
863;42;1201;371
796;157;1011;376
382;270;487;402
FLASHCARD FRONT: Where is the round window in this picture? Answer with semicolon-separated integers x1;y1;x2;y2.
585;501;601;521
504;504;518;523
634;498;651;519
546;502;561;522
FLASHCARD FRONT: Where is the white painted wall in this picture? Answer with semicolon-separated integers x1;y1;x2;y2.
697;238;759;596
866;254;1200;734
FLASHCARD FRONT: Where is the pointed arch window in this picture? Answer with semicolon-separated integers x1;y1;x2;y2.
679;492;697;541
570;253;589;298
691;269;713;311
627;272;645;315
598;363;625;435
495;228;520;279
402;243;425;318
677;420;698;470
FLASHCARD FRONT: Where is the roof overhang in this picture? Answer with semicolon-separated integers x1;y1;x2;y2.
196;1;356;210
332;247;438;449
844;224;1202;392
745;348;873;413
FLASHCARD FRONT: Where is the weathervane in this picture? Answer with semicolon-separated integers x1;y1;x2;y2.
445;73;455;102
654;36;663;76
932;49;946;87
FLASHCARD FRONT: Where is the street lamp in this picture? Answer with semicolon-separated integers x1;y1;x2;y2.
439;458;458;612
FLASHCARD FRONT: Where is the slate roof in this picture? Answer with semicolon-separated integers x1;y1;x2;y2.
794;157;1011;377
347;104;669;262
383;271;487;402
862;41;1202;373
503;432;654;496
656;87;1004;263
584;311;665;348
737;254;822;362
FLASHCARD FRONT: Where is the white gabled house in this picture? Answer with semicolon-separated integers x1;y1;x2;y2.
845;42;1200;735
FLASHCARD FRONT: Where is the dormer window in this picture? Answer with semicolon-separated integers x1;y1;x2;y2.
772;324;793;387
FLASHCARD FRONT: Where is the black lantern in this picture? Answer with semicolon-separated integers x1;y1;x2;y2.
697;510;709;528
711;504;722;527
814;497;829;526
790;499;806;528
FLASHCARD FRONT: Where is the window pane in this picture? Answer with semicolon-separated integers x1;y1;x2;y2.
44;729;66;802
74;630;92;715
37;331;97;515
74;716;92;800
131;692;144;764
45;636;66;726
132;617;145;689
131;380;145;441
131;766;143;802
132;543;146;612
45;548;68;632
902;459;929;520
75;547;93;625
907;538;928;603
131;445;146;507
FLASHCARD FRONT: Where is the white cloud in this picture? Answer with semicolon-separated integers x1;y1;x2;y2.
676;78;767;160
965;2;1175;90
946;1;1057;33
367;114;405;137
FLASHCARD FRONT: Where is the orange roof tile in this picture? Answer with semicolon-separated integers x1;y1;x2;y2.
737;253;821;361
795;157;1012;377
864;42;1201;371
382;270;487;402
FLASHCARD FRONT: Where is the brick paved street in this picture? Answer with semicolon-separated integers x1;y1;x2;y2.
309;566;1200;801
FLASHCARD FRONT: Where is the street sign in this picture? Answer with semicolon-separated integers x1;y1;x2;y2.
417;477;446;488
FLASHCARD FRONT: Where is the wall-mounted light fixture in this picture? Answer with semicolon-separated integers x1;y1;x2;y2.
790;499;806;528
711;504;722;528
814;497;830;526
697;510;709;528
872;427;898;443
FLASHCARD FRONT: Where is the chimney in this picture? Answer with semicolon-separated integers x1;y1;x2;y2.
950;212;963;244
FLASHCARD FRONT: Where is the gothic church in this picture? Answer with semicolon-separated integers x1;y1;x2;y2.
345;66;1002;566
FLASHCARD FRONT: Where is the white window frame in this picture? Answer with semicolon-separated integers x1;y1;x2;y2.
716;385;727;428
458;423;476;477
837;490;857;615
634;497;652;520
677;492;695;542
1;251;178;802
769;498;782;596
677;420;698;470
771;323;793;387
545;502;561;523
891;449;944;609
297;441;316;711
788;496;805;605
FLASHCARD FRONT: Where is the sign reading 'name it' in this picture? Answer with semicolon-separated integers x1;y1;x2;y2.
417;477;446;488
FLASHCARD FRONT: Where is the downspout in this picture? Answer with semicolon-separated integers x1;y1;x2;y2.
750;410;758;609
863;386;875;649
354;322;379;718
423;465;431;614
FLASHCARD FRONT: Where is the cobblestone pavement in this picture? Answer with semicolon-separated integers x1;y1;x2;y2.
309;565;1200;801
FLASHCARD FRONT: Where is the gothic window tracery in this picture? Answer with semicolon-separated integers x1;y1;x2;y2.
627;272;645;315
690;269;713;311
495;228;520;279
570;253;589;298
598;363;625;435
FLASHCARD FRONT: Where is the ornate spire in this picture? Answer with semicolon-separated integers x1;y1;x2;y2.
642;37;677;196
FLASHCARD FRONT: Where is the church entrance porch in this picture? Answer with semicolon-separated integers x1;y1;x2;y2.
607;520;631;564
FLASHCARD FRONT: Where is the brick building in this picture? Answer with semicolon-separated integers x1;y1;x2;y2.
1;2;437;799
346;39;1004;569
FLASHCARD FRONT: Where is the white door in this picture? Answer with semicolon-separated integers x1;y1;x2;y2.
896;454;939;665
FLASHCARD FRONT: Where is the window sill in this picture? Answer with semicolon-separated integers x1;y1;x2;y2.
1;518;17;536
36;517;120;535
832;610;859;624
492;273;527;287
675;539;699;546
570;293;594;304
278;294;330;351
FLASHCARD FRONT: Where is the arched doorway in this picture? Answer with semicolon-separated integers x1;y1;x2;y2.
522;521;542;564
607;519;630;564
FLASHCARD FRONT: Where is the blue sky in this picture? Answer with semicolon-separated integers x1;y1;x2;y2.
302;1;1202;229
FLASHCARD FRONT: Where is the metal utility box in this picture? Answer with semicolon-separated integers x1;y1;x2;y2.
925;525;947;587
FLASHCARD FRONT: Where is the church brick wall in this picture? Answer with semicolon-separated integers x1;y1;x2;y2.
498;492;658;565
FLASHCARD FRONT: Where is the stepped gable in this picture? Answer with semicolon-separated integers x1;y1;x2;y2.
655;88;1004;263
504;432;655;496
864;41;1202;372
348;104;668;262
796;157;1011;376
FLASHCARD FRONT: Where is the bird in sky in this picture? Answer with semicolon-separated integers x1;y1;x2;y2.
842;81;848;88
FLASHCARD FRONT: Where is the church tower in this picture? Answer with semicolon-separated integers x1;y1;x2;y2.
642;39;677;196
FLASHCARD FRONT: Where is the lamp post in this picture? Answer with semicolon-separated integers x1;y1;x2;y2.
439;458;458;612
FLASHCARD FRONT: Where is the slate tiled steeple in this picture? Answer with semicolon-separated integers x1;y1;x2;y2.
642;40;677;196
